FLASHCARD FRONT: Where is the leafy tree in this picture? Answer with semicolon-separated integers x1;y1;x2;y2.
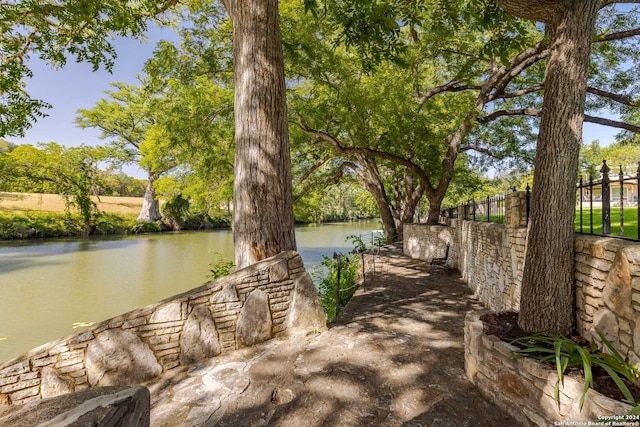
0;0;179;137
494;0;640;334
76;82;179;222
1;142;106;234
286;1;538;240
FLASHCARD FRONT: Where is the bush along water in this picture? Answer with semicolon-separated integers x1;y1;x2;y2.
313;252;360;323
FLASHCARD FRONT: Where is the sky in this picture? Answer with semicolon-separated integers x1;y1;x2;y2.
6;21;626;179
10;24;179;178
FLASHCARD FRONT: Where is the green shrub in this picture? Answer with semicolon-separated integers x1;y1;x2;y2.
313;253;359;322
208;252;235;279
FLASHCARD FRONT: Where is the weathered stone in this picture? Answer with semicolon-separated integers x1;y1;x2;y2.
497;371;530;401
212;283;238;303
0;385;150;427
180;305;221;365
40;366;75;399
602;251;633;320
86;329;161;387
286;272;326;334
150;302;182;323
237;289;272;347
592;308;619;348
269;259;289;283
0;361;29;377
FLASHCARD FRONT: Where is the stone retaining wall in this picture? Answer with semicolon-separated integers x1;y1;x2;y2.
0;251;325;407
465;311;632;426
404;191;640;360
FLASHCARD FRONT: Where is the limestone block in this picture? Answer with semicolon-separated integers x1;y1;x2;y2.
286;272;326;334
0;385;150;427
237;289;272;347
180;305;221;364
150;301;182;323
633;323;640;356
212;283;238;303
269;259;289;283
603;252;633;319
497;370;530;402
40;366;75;399
86;329;162;387
592;308;620;348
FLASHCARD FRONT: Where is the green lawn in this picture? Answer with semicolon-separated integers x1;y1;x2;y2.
575;206;639;240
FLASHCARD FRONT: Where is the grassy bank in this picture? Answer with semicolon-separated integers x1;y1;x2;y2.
0;192;229;240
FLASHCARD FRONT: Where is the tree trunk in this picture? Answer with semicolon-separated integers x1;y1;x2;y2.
137;171;162;222
225;0;297;269
495;0;600;334
354;155;398;243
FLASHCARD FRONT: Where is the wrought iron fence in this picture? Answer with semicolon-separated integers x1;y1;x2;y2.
576;160;640;241
439;160;639;242
441;193;511;225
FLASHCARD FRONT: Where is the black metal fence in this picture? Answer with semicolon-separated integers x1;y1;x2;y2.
576;160;640;241
441;192;515;225
439;160;640;242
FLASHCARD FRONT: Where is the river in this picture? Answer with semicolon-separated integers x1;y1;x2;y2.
0;220;381;363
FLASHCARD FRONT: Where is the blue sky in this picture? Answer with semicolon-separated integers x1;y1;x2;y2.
11;24;179;177
8;22;624;179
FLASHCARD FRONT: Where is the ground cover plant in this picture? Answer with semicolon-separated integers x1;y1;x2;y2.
482;312;640;412
314;252;360;322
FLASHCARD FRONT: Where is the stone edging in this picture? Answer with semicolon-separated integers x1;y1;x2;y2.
0;251;326;407
464;310;632;426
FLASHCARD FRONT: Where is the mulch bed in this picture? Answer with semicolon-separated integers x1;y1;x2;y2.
480;312;640;404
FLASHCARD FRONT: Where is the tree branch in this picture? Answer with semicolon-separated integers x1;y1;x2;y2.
587;87;640;106
594;27;640;42
584;115;640;132
417;79;481;105
477;108;541;123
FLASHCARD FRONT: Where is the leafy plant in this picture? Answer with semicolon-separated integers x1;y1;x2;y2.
208;251;235;279
511;333;639;410
313;253;359;322
346;234;367;253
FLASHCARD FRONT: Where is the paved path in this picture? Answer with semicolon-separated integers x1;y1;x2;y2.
148;246;521;426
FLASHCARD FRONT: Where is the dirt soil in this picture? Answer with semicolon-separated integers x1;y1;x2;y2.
481;312;640;404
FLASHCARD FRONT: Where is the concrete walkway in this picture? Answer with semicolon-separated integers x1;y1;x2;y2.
148;245;521;426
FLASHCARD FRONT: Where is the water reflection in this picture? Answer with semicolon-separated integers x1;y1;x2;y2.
0;220;380;362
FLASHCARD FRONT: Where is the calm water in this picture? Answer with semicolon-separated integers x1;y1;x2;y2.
0;220;381;363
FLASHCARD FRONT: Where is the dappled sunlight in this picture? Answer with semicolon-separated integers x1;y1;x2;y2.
147;245;519;426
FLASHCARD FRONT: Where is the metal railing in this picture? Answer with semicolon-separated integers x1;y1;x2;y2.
441;192;513;225
576;160;640;241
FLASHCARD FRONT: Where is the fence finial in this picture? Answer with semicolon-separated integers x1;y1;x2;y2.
601;160;611;182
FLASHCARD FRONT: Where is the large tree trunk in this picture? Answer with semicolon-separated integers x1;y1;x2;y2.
354;155;398;243
495;0;600;334
137;171;162;222
225;0;297;269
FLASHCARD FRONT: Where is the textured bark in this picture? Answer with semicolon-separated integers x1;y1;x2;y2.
495;0;601;334
137;171;162;222
225;0;296;269
354;155;398;243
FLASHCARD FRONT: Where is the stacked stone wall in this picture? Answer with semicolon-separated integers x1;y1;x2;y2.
465;312;631;426
0;251;325;407
404;191;640;361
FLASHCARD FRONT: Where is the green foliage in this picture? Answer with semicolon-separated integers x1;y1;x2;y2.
512;333;639;409
208;252;235;279
0;143;107;232
0;0;178;137
313;253;359;322
346;234;367;253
